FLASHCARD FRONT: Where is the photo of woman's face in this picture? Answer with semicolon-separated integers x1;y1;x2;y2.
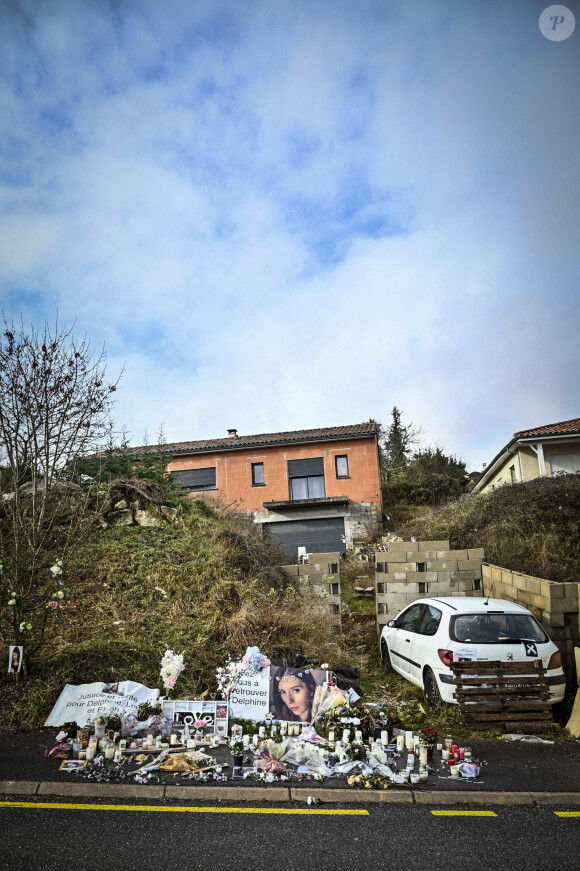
278;676;313;721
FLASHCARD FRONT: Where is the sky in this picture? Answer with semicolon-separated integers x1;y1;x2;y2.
1;0;579;470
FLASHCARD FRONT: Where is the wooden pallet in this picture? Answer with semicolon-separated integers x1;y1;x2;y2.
451;659;554;730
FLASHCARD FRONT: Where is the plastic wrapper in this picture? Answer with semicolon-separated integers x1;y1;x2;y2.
457;762;480;778
121;712;170;737
281;742;330;776
254;739;292;775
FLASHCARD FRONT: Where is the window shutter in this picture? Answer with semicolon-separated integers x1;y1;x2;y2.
287;457;324;477
172;467;216;490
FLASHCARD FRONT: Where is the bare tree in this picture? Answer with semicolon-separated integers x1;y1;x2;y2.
0;318;121;671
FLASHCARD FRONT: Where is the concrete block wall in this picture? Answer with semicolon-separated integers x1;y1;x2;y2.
269;552;342;617
375;540;484;634
482;563;580;684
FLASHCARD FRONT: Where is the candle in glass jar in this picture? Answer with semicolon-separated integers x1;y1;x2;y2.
86;746;95;762
342;729;350;744
104;746;114;760
328;730;335;743
258;726;266;737
436;742;443;751
445;736;453;752
405;730;414;750
270;724;277;736
442;749;450;761
170;734;178;745
187;739;196;750
119;739;127;750
78;750;86;761
280;722;287;735
419;747;428;766
114;749;122;763
147;734;154;747
355;729;363;742
242;734;250;749
253;734;260;746
396;733;405;752
419;768;428;783
334;740;342;754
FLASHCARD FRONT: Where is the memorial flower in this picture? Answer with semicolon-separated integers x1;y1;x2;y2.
160;649;185;693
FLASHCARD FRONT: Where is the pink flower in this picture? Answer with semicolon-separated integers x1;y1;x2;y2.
47;600;58;610
260;656;271;668
241;654;250;667
164;675;176;689
321;663;329;669
194;720;205;729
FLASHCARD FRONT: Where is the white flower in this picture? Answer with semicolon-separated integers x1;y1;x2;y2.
50;564;63;575
8;599;16;606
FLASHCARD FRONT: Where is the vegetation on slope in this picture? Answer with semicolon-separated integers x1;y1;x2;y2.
0;495;344;728
396;474;580;582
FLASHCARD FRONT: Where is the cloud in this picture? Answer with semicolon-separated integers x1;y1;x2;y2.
0;0;579;471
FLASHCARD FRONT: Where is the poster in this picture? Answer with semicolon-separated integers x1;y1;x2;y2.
44;680;160;727
227;664;329;723
8;645;23;674
161;699;229;738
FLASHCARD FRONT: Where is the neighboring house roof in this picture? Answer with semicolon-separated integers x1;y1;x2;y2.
513;418;580;438
471;417;580;495
128;422;378;457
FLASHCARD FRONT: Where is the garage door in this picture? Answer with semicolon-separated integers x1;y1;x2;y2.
264;517;345;561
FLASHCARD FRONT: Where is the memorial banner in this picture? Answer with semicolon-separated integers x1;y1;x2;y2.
45;680;160;727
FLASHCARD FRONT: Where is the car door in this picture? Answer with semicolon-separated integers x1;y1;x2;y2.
388;603;425;679
409;604;444;686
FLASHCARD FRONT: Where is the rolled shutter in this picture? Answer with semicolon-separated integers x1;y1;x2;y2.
287;457;324;477
172;467;216;490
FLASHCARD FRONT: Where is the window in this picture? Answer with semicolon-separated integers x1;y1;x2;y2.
251;462;265;486
396;603;424;631
287;457;325;500
417;605;442;636
450;613;548;644
172;467;217;492
335;455;349;478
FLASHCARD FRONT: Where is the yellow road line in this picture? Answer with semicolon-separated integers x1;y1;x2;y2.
431;810;497;817
0;800;368;816
554;812;580;818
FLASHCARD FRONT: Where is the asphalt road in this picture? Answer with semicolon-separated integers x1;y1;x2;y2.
1;797;579;871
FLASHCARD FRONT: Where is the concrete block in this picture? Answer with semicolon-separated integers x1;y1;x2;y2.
543;581;564;599
522;577;541;596
451;570;481;582
435;571;452;584
426;561;458;572
384;551;409;563
542;611;565;628
516;589;532;606
442;549;468;560
467;548;485;560
531;593;548;610
457;559;482;572
404;571;437;583
482;564;493;578
491;567;502;582
390;541;419;552
562;582;580;600
419;540;449;550
386;562;417;573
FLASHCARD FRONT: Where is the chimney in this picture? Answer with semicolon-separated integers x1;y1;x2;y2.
227;428;238;439
482;462;487;469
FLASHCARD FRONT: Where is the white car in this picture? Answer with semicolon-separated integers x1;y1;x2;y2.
380;596;566;706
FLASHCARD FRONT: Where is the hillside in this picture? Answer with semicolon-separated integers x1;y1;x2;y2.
396;474;580;582
0;495;345;728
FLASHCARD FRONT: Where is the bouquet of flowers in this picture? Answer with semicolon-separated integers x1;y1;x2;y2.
216;646;270;700
160;649;185;694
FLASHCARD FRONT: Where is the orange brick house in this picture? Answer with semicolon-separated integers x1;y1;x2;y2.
156;422;382;559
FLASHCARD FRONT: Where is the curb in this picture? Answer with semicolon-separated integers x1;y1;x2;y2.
1;781;580;806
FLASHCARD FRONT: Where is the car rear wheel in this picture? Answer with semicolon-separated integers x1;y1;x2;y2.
381;640;393;672
423;666;443;708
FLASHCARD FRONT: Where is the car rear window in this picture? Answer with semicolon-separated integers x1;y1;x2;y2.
450;613;548;644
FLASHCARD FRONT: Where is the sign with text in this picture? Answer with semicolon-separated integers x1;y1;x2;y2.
45;680;160;727
228;665;271;721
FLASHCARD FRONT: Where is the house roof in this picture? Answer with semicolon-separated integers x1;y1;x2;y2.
513;418;580;438
128;422;378;456
471;416;580;494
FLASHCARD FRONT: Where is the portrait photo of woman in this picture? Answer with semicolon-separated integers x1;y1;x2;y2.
8;645;22;675
269;666;327;723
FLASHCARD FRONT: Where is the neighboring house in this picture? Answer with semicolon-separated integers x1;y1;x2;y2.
139;422;383;559
471;417;580;495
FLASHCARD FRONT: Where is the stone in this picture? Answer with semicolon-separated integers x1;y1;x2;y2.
106;509;134;526
134;509;161;528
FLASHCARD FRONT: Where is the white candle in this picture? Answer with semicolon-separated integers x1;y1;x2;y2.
355;730;363;742
442;749;450;761
342;729;350;744
410;772;420;785
86;746;95;762
95;722;105;739
420;768;428;783
270;724;277;736
396;734;405;752
104;746;114;760
114;749;122;763
405;731;413;750
170;734;178;745
419;748;428;766
381;730;388;745
436;743;443;751
334;740;342;754
280;722;287;735
119;739;127;750
328;730;335;743
259;726;266;737
242;735;250;749
253;734;260;746
187;739;195;750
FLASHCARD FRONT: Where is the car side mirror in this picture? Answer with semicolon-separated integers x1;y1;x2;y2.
387;620;396;628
